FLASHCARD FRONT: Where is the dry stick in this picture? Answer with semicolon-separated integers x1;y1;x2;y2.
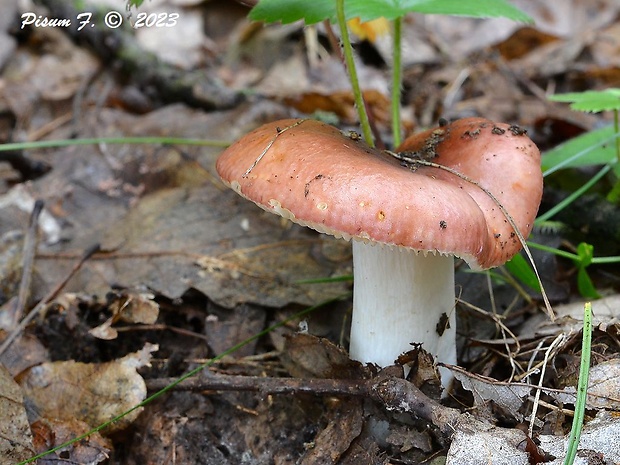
485;270;520;382
528;332;567;437
0;243;100;356
9;200;44;329
146;370;462;436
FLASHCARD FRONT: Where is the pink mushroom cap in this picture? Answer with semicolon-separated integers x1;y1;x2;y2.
216;117;542;270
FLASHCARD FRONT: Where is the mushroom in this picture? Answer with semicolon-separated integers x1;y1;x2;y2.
216;117;542;386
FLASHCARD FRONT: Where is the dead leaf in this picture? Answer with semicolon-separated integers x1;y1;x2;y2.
89;290;159;340
284;89;391;126
452;367;530;422
96;185;351;308
135;4;204;69
550;359;620;410
0;363;34;465
205;302;265;358
299;398;363;465
0;331;49;377
19;104;350;310
19;343;158;433
495;27;560;60
447;415;529;465
31;418;110;465
281;333;365;380
519;295;620;340
537;411;620;465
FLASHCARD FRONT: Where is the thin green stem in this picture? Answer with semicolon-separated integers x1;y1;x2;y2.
590;255;620;264
535;163;612;224
335;0;374;147
391;17;402;148
563;302;592;465
615;109;619;163
0;137;230;152
527;241;620;265
526;242;580;262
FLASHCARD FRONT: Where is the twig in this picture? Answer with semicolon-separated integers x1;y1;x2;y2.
528;333;567;437
0;244;100;356
7;200;44;330
146;368;462;436
147;373;369;397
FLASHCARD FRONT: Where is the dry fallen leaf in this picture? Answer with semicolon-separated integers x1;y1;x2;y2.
0;363;34;465
299;398;363;465
31;418;110;465
280;333;364;380
19;343;158;433
447;415;529;465
0;331;49;377
452;367;530;422
537;411;620;465
89;290;159;340
550;358;620;410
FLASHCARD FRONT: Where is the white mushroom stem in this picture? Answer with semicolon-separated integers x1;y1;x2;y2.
349;241;457;385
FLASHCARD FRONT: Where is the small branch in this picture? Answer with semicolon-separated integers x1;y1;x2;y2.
370;374;461;436
7;200;44;329
147;373;368;397
0;244;100;356
146;368;462;437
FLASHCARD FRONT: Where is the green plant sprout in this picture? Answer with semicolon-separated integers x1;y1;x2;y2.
530;241;620;299
563;301;592;465
506;237;620;300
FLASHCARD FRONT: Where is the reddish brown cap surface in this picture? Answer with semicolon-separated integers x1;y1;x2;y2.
216;117;542;269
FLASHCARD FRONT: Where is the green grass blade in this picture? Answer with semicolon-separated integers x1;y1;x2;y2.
535;164;613;223
0;137;230;152
563;302;592;465
542;126;618;175
503;253;541;292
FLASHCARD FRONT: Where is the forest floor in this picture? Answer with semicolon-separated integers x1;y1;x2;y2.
1;1;620;464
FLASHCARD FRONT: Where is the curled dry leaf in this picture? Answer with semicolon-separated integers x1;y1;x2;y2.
19;343;158;433
0;331;49;377
89;291;160;340
280;333;366;380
